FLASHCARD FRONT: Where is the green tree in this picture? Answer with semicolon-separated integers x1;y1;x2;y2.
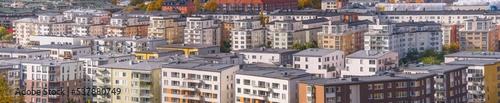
442;43;460;54
1;34;13;40
0;73;24;103
290;43;305;50
193;0;203;12
220;40;231;53
122;7;135;11
402;49;419;64
203;0;219;11
0;26;9;37
305;42;317;48
422;56;441;65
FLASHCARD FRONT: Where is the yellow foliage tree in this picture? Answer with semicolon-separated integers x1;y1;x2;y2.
193;0;203;12
146;2;155;11
122;7;135;11
298;0;310;9
442;43;460;54
154;0;164;10
298;0;320;9
136;4;144;8
203;0;219;11
0;73;24;103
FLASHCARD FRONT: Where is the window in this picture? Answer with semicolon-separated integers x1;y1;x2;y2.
369;60;375;64
163;72;168;77
360;67;363;72
369;67;376;72
374;93;384;99
283;85;287;90
116;96;121;100
374;84;383;90
236;79;240;84
396;91;407;98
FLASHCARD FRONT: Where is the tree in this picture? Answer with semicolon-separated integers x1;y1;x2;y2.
442;43;459;54
145;2;155;11
0;73;24;103
304;42;317;48
122;7;135;11
203;0;219;11
193;0;203;12
66;99;76;103
129;0;144;6
298;0;321;9
290;43;306;50
109;0;119;5
220;40;231;53
402;49;419;64
1;34;13;40
154;0;164;11
298;0;310;9
0;27;9;37
310;0;321;9
422;56;441;65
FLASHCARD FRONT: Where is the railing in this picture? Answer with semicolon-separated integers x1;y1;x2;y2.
139;86;151;90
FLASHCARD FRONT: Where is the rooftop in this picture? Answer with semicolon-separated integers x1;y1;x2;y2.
402;65;468;73
346;50;396;59
362;10;500;16
444;51;500;59
237;66;312;80
157;44;219;49
162;62;237;72
194;53;242;59
294;48;340;57
2;58;81;66
64;9;110;14
99;61;164;70
194;11;259;15
32;44;91;49
301;18;329;24
270;10;342;16
135;50;183;54
446;60;500;66
235;47;299;54
301;73;435;86
14;18;38;23
96;36;164;42
0;48;50;53
76;54;134;61
392;21;441;27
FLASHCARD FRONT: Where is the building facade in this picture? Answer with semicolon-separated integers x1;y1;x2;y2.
107;16;149;37
156;44;220;56
317;20;371;55
235;47;299;67
13;18;37;46
458;17;498;51
148;15;185;44
231;19;265;50
342;50;398;77
293;48;344;78
184;17;221;45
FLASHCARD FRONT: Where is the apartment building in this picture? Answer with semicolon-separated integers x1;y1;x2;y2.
268;18;329;49
458;17;498;51
6;59;86;103
317;20;371;55
299;73;436;103
193;53;245;64
63;9;111;23
359;10;500;25
268;10;358;22
161;0;195;14
321;0;348;10
69;14;106;36
193;11;260;43
29;35;94;46
446;60;500;103
155;62;239;103
364;21;442;59
107;16;149;37
32;44;92;59
1;63;21;88
235;47;299;67
401;65;468;103
231;19;265;50
156;44;220;56
216;0;298;12
112;10;180;18
93;36;167;54
134;50;184;61
184;17;221;45
13;18;37;46
35;13;70;36
442;24;463;45
0;7;35;28
235;66;313;103
293;48;344;78
342;50;398;77
148;15;185;44
0;47;50;58
444;51;500;63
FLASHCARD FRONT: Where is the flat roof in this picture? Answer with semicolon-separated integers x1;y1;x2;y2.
444;51;500;59
0;48;50;53
294;48;339;57
300;73;435;86
362;10;500;16
157;44;219;49
235;48;299;54
161;62;237;72
194;53;241;59
402;65;468;73
3;58;81;66
99;61;164;70
76;54;134;61
446;60;500;66
135;50;183;54
32;44;91;49
237;66;312;80
346;50;396;59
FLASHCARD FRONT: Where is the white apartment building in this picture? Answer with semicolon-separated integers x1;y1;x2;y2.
158;62;239;103
359;10;500;25
77;54;134;88
13;18;37;46
184;17;221;45
193;53;245;65
0;47;50;58
321;0;348;10
268;10;343;22
235;47;299;67
293;48;344;78
342;50;398;77
192;11;259;23
35;13;69;36
29;35;94;46
231;19;265;50
235;66;313;103
69;14;106;36
63;9;111;22
93;36;167;54
444;51;500;63
268;18;329;49
32;44;92;59
107;16;149;37
364;21;442;59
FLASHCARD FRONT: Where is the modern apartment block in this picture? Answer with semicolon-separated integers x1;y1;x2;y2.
155;62;239;103
321;0;348;10
446;60;500;103
444;51;500;63
5;59;86;103
29;35;95;46
156;44;220;56
231;19;265;50
68;14;106;36
342;50;398;77
193;11;259;43
364;21;442;59
184;17;221;45
193;53;245;64
317;20;371;55
215;0;298;12
31;44;92;59
267;10;358;22
235;66;313;103
401;65;468;103
93;36;167;54
0;7;35;28
293;48;344;78
458;17;498;51
268;18;329;49
148;14;185;44
63;9;111;23
359;10;500;25
13;18;37;46
442;24;463;45
35;13;70;36
235;47;299;67
107;16;149;37
299;73;436;103
0;47;50;58
161;0;195;14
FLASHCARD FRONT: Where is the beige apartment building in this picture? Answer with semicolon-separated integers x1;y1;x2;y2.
13;18;37;46
458;17;499;51
184;17;221;45
107;16;149;37
148;14;185;44
69;14;106;36
35;13;70;36
317;20;370;55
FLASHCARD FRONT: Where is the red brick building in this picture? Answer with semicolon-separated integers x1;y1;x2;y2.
162;0;195;14
216;0;298;12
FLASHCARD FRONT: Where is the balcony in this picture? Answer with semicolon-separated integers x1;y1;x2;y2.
92;97;106;102
140;77;151;82
183;77;202;83
183;94;201;100
95;74;110;79
59;54;72;59
139;85;151;90
139;93;153;98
